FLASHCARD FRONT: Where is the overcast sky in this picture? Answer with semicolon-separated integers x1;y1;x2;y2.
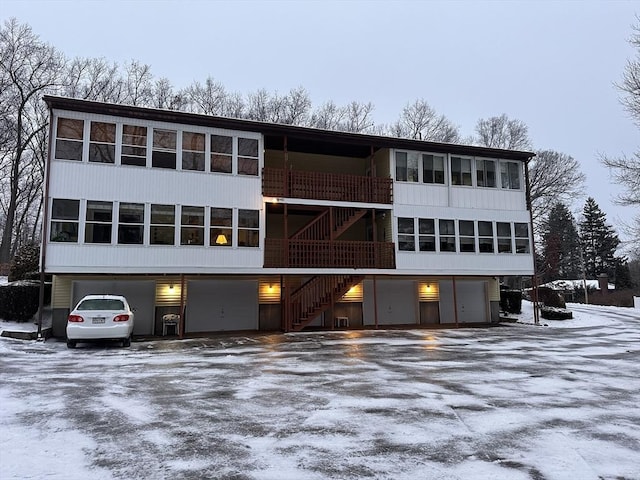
2;0;638;246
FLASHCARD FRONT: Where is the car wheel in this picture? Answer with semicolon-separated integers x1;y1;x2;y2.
122;336;131;348
66;339;76;349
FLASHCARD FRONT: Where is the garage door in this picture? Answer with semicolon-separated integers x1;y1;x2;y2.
72;280;156;335
186;280;258;332
439;280;488;324
364;279;417;326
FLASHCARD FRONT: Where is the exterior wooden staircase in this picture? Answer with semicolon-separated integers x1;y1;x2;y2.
291;207;367;241
285;274;364;332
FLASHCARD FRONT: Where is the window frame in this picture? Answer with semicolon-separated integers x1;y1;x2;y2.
50;198;80;242
397;217;416;251
89;121;116;164
180;205;205;246
55;118;84;161
458;220;476;253
118;202;145;245
237;209;260;247
450;156;473;186
150;204;176;246
500;161;522;190
476;158;497;188
438;219;456;252
84;200;113;244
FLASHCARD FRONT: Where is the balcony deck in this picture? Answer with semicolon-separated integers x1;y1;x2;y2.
262;167;393;204
264;239;396;269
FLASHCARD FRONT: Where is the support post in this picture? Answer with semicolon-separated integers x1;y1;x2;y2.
179;274;185;338
524;158;540;325
373;275;379;329
452;276;459;328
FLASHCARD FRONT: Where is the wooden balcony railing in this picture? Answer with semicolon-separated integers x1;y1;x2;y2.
264;238;396;269
262;167;393;204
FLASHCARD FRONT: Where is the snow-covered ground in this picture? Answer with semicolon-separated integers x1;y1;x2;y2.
1;301;639;480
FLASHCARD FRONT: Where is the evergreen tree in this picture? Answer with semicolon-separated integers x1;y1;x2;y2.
579;198;620;279
540;203;582;282
614;260;634;289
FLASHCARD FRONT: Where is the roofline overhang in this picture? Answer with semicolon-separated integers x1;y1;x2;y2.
44;95;535;161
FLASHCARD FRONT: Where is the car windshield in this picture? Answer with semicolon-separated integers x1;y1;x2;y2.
77;299;125;311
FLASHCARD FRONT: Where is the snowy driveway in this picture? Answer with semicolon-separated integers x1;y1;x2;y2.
1;305;639;480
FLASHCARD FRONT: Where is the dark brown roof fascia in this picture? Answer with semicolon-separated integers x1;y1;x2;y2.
43;95;534;161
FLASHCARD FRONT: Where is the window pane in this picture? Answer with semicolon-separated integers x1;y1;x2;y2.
52;199;79;220
407;152;419;182
152;151;176;169
210;228;232;246
122;125;147;166
119;203;144;223
183;132;205;151
238;209;259;228
86;201;112;222
211;154;232;173
85;223;112;244
497;222;511;237
153;129;176;149
516;239;530;253
151;204;174;224
57;118;83;140
182;151;205;171
238;157;258;176
514;223;529;238
398;235;415;251
181;227;204;245
90;122;116;143
182;206;204;226
440;237;456;252
50;222;78;242
398;218;414;234
509;163;521;189
55;139;83;161
439;219;455;235
238;137;258;157
459;237;475;252
123;125;147;146
479;238;494;253
118;225;144;244
498;238;512;253
211;135;232;154
395;152;407;181
419;236;436;251
237;229;259;247
211;208;232;227
151;226;174;245
89;143;115;163
478;221;493;237
486;160;496;187
459;220;474;236
419;218;434;235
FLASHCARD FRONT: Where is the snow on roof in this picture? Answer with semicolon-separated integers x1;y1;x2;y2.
538;279;615;291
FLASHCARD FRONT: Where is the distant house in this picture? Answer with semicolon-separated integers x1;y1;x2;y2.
537;279;615;302
41;96;535;337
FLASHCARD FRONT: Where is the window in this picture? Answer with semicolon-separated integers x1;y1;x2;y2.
152;129;176;169
478;221;494;253
85;201;112;243
211;135;232;173
238;138;259;176
418;218;436;251
121;125;147;166
181;206;205;245
423;154;445;184
476;159;496;188
210;208;232;246
50;199;79;242
150;204;175;245
515;223;530;253
439;219;456;252
55;118;84;161
395;151;418;182
238;209;259;247
459;220;475;252
397;217;415;251
118;203;144;244
497;222;512;253
451;156;472;186
89;122;116;163
501;161;521;189
182;132;205;171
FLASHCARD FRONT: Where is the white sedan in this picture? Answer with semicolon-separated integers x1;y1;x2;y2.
66;295;135;348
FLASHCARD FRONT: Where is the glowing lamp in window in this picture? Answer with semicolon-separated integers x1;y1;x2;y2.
215;234;228;245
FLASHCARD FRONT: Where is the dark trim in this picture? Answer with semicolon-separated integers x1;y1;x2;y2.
44;95;534;161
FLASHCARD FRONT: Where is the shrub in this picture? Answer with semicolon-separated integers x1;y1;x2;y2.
8;243;40;282
0;281;40;321
500;289;522;314
537;286;566;308
540;306;573;320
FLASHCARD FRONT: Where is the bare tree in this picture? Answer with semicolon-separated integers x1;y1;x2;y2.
340;101;376;133
185;77;228;115
475;113;531;150
0;18;64;263
390;99;460;142
529;150;586;226
246;88;271;122
124;60;153;106
61;57;124;103
601;17;640;255
280;86;312;125
153;77;186;110
310;100;345;130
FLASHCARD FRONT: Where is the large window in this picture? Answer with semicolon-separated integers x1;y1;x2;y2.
55;118;84;161
210;208;232;246
152;129;176;169
238;209;259;247
238;138;259;176
395;152;419;182
85;201;112;243
121;125;147;166
150;204;175;245
181;206;205;245
89;122;116;163
451;156;472;186
397;217;415;251
478;221;494;253
515;223;530;253
497;222;512;253
211;135;233;173
439;219;456;252
50;199;79;242
501;161;521;189
476;159;496;188
182;132;205;171
418;218;436;251
118;203;144;244
423;154;445;184
458;220;475;252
